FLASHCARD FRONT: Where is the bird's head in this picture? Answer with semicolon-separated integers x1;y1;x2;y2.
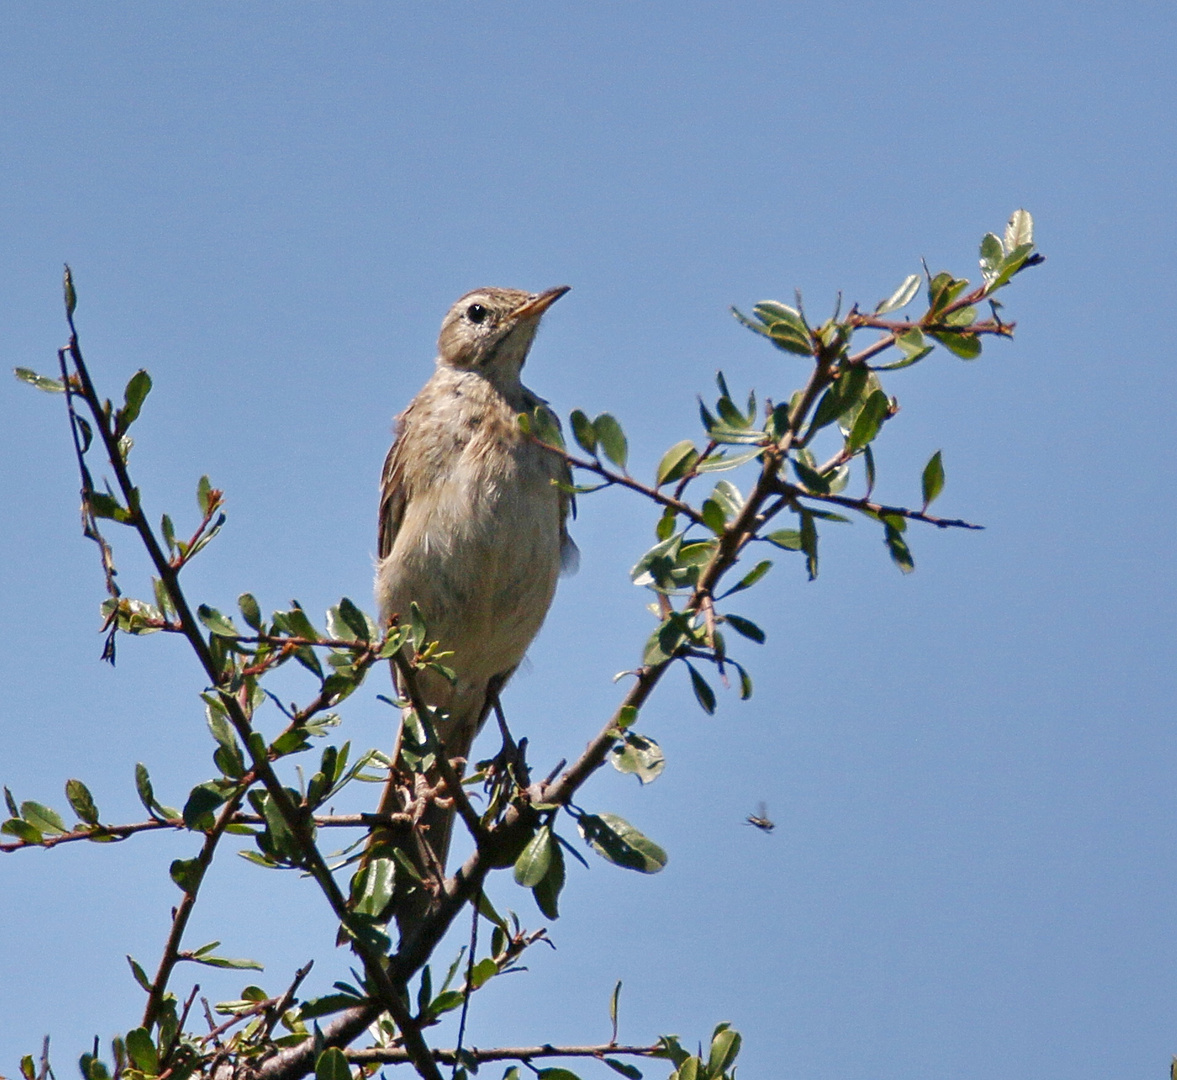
437;285;570;382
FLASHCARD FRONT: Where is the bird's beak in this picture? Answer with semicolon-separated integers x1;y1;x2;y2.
512;285;571;320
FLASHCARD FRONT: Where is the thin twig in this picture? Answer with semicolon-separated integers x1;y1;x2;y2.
451;884;481;1079
391;652;486;844
347;1043;664;1066
143;789;247;1029
263;961;314;1040
0;811;411;855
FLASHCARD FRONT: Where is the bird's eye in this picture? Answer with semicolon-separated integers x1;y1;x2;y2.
466;303;488;324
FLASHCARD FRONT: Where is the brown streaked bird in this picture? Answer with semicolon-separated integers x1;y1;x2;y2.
373;285;576;892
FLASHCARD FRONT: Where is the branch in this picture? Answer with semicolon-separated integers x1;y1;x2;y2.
61;299;444;1080
347;1042;664;1066
391;651;486;843
541;442;710;528
143;787;247;1029
785;485;984;530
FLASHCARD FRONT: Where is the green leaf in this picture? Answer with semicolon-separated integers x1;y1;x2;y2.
335;596;371;642
514;825;554;887
594;413;628;470
426;989;465;1018
709;479;743;518
1004;208;1033;251
921;450;945;509
276;603;320;641
828;368;875;433
197;605;239;638
653;1038;690;1069
694;446;762;472
536;1070;582;1080
609;732;665;785
643;612;693;664
182;782;228;830
988;243;1036;290
724;614;766;644
14;367;65;393
20;801;66;835
569;409;598;455
315;1047;351;1080
846;389;890;451
126;955;152;992
135;763;158;816
765;529;802;550
753;300;810;347
766;322;811;355
190;952;264;971
468;956;498;991
351;857;395;917
884;520;915;573
124;1028;158;1075
686;663;716;715
65;779;99;825
237;593;262;631
531;404;565;449
701;499;726;535
117;370;152;432
532;834;566;919
476;890;509;932
196;474;213;515
63;265;77;317
928;330;982;359
708;1026;742;1076
800;509;819;580
88;491;131;523
875;327;934;371
979;232;1004;285
160;514;177;554
876;273;921;314
656;440;699;486
926;271;969;315
578;812;667;873
1;818;43;843
944;304;977;328
170;857;202;893
791;456;830;494
604;1059;642;1079
204;696;237;751
299;993;363;1020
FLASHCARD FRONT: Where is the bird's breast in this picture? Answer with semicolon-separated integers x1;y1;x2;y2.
375;385;565;684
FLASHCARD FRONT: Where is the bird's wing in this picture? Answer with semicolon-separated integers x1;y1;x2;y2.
523;390;580;575
377;412;411;560
558;451;579;575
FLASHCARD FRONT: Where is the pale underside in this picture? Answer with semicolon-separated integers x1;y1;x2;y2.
375;363;573;750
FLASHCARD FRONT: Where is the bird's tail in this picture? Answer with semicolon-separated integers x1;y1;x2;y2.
373;675;491;945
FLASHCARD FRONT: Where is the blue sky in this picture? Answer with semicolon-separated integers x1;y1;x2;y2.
1;4;1175;1078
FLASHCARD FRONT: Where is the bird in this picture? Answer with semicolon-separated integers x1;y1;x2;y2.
371;285;576;919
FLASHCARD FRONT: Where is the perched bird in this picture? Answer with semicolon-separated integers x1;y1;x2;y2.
373;285;576;893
